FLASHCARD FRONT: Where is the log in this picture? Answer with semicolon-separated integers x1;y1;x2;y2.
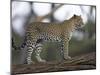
12;52;96;74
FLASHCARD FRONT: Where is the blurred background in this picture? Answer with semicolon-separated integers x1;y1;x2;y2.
11;1;96;64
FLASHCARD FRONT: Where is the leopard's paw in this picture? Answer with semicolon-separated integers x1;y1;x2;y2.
64;55;71;60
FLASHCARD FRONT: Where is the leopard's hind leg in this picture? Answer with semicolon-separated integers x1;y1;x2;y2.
26;40;36;64
35;39;46;62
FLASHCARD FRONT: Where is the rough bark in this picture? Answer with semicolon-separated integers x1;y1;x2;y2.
12;52;96;74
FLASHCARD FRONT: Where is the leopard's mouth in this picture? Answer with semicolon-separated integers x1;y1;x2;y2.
78;22;85;28
75;24;84;29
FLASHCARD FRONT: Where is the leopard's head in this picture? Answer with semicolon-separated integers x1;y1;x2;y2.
72;14;85;29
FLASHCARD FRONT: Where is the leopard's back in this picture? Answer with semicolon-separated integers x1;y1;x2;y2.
26;22;63;42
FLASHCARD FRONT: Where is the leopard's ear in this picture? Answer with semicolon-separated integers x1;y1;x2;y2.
74;14;77;17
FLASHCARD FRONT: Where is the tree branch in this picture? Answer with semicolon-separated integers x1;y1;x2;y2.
12;52;96;74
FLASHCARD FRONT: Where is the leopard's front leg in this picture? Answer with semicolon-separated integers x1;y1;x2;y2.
62;40;71;60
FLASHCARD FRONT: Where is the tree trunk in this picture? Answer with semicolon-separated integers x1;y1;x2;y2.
12;52;96;74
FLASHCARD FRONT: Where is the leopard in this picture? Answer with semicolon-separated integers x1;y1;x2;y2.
21;14;84;64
